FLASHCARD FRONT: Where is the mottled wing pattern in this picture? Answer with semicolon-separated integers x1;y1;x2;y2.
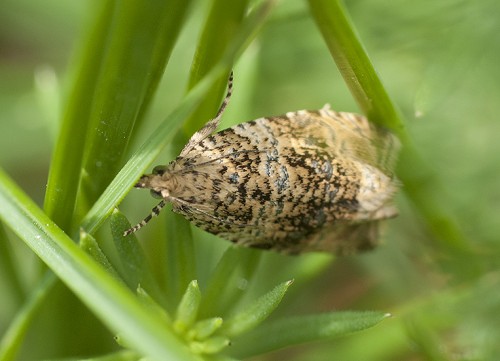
165;109;398;254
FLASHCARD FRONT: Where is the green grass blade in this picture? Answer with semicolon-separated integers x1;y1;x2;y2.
164;211;196;310
43;1;114;232
307;0;405;137
174;280;201;334
230;311;391;358
0;168;200;361
80;229;123;282
222;280;293;338
199;247;261;319
110;210;164;303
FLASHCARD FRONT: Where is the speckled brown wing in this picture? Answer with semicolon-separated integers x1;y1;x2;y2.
164;109;398;254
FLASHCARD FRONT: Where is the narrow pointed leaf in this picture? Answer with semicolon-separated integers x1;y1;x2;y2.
110;210;160;296
175;280;201;334
164;211;195;311
190;336;230;355
199;247;260;318
80;229;122;282
189;317;223;341
222;280;293;337
183;0;250;138
230;311;391;358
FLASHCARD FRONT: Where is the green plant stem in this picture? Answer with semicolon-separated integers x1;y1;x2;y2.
308;0;476;263
308;0;405;137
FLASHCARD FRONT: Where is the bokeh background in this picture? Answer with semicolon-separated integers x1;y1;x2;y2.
1;0;500;360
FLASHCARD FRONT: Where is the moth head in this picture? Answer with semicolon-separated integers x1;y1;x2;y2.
134;172;174;200
134;165;170;188
134;175;152;189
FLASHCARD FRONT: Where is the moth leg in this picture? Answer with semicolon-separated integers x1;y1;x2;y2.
123;200;166;236
180;71;234;157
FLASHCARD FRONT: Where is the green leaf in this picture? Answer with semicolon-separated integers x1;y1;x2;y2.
164;211;196;311
222;280;293;338
74;349;141;361
0;168;201;361
80;229;122;282
110;210;163;301
189;336;230;355
188;317;223;341
175;280;202;334
230;311;391;358
136;286;172;326
43;1;114;232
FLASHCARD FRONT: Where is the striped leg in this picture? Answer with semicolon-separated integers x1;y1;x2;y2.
123;200;166;236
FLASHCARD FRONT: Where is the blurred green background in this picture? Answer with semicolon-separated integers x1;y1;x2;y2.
1;0;500;360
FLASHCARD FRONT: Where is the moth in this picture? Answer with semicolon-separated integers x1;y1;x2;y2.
124;73;399;254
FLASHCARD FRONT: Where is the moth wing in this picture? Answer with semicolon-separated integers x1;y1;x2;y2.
212;220;382;255
169;110;398;255
293;221;381;255
281;108;399;174
322;108;400;173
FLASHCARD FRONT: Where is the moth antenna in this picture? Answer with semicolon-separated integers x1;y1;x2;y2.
180;71;234;157
123;200;166;236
